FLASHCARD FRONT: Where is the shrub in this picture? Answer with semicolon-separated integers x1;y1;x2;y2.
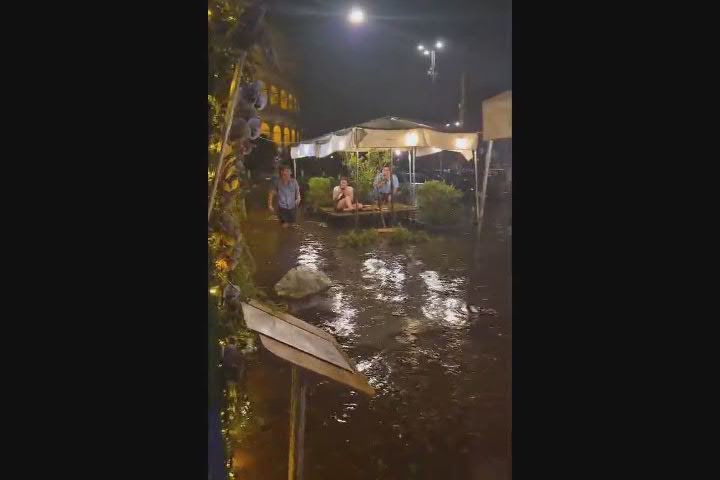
416;180;463;226
306;176;334;208
388;227;431;245
338;229;380;249
341;151;390;203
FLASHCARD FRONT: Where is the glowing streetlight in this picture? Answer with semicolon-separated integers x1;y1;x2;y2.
348;7;365;24
454;121;461;127
417;44;425;51
436;40;444;49
423;50;430;56
395;149;402;155
445;123;451;127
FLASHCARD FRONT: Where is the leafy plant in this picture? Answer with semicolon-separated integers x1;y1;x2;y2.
340;150;391;202
338;229;380;248
416;180;464;226
387;227;431;245
306;176;334;208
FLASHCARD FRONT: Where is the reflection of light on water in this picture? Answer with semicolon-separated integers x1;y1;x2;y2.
362;257;407;303
297;236;324;271
420;270;468;327
325;289;357;339
355;353;392;394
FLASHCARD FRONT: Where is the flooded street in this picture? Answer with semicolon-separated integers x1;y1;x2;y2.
231;199;511;479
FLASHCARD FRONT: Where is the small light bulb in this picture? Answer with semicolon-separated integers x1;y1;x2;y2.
455;121;461;126
423;50;430;56
417;44;424;51
436;41;444;49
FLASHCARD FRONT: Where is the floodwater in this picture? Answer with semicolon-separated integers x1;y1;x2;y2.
227;198;511;480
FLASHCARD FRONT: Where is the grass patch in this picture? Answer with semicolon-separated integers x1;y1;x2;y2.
388;227;431;245
338;229;380;248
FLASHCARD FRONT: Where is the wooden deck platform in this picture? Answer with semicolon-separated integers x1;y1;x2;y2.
318;203;417;218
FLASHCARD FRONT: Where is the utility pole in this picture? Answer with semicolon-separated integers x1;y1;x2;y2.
459;71;466;126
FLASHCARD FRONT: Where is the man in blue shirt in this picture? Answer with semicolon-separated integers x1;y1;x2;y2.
373;165;399;203
268;166;301;228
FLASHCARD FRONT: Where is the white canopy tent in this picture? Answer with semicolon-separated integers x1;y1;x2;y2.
290;116;484;224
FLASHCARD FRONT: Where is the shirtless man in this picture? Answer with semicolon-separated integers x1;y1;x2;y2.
332;177;362;211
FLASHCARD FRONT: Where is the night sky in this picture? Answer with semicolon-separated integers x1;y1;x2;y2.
270;0;512;138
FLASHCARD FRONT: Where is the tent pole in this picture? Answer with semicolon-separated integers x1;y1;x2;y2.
478;140;493;233
412;147;417;207
389;149;394;226
473;149;480;224
354;129;360;228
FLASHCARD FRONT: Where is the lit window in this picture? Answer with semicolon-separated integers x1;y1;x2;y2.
272;125;282;144
261;122;270;138
290;129;296;143
270;85;279;106
283;127;291;144
280;90;288;110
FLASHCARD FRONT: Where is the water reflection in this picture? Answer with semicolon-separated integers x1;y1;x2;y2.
355;352;393;395
297;235;324;271
362;257;407;303
236;202;512;479
325;287;357;340
419;270;468;327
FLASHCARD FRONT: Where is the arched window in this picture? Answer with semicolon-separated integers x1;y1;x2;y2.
290;129;296;143
283;127;291;145
260;122;270;138
280;90;288;110
272;125;282;145
270;85;279;106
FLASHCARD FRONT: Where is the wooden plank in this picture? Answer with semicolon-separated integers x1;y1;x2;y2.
260;335;375;396
247;299;335;343
319;204;416;218
287;366;307;480
243;302;352;372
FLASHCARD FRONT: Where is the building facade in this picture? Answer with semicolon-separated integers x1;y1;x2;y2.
254;63;301;151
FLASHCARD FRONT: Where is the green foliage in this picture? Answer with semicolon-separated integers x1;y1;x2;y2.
416;180;464;226
341;151;391;202
388;227;431;245
306;176;334;208
338;229;380;249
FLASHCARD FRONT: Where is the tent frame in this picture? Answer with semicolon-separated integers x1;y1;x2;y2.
291;117;486;229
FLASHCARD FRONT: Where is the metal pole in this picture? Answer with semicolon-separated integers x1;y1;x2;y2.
473;149;480;224
288;366;307;480
208;51;247;222
477;140;493;232
354;129;360;228
412;147;418;207
389;149;394;226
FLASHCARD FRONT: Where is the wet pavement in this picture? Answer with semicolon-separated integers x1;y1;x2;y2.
227;199;511;479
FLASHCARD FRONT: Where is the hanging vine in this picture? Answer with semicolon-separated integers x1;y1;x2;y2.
208;1;277;478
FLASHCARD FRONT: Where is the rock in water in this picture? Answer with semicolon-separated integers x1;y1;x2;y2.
274;266;332;299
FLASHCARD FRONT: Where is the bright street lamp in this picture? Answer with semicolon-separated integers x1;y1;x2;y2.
454;121;461;127
423;50;430;56
436;41;444;49
417;44;425;51
348;7;365;24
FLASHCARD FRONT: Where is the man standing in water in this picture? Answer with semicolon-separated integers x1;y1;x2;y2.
268;166;301;228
